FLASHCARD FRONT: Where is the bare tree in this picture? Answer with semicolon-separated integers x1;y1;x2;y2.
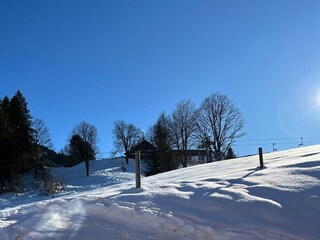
33;118;53;179
197;93;245;160
171;99;197;167
112;120;140;164
33;118;53;149
71;121;98;158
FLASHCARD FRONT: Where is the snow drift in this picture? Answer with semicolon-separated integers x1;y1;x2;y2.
0;145;319;239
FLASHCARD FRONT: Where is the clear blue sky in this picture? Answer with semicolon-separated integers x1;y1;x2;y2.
1;0;320;157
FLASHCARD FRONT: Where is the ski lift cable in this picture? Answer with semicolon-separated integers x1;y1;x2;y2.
234;141;299;147
236;136;320;142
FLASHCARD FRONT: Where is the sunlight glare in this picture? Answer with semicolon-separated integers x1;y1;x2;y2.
317;90;320;108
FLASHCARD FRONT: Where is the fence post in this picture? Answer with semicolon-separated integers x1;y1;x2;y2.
135;150;141;188
258;147;264;169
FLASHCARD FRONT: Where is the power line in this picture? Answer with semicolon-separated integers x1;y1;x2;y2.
237;136;320;142
235;138;320;147
237;138;297;142
236;137;320;144
234;141;299;147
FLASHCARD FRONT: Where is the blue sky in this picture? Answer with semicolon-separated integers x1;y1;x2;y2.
1;0;320;157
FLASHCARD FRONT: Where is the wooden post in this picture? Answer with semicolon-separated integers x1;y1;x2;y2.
258;147;264;169
135;150;141;188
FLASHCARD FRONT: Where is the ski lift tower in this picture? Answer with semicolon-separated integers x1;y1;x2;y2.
299;137;304;146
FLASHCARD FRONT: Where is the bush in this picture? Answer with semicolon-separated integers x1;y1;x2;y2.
39;168;63;196
12;176;24;196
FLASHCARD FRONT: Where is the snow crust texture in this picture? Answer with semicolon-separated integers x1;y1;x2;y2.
0;146;319;239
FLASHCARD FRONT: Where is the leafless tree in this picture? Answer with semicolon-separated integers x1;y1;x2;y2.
33;118;53;149
171;99;197;167
33;118;53;179
71;121;99;158
197;93;245;161
112;120;141;164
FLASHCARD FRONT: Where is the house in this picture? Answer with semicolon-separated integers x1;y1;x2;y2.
175;149;210;165
130;140;210;164
128;140;156;159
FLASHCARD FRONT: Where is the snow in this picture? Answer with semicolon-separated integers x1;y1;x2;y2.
1;146;320;239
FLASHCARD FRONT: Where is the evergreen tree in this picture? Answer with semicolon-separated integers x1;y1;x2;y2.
0;91;35;192
8;91;35;172
0;97;14;191
225;147;236;160
146;113;178;175
68;134;94;176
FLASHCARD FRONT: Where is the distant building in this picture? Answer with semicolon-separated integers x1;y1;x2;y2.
175;150;209;165
129;140;210;165
128;140;156;159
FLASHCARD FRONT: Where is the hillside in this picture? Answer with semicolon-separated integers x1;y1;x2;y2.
0;145;319;239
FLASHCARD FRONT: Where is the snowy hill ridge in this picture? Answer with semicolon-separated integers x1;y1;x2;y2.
1;145;320;239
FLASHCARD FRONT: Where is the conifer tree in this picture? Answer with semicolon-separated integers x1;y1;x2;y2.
146;113;178;175
0;97;14;191
69;134;94;176
8;91;35;172
225;147;236;160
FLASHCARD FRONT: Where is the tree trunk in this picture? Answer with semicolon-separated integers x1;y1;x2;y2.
125;152;129;164
85;160;89;176
34;166;38;180
1;177;4;192
182;155;188;168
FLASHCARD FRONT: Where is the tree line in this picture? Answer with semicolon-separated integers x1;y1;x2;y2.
112;92;244;176
0;91;100;192
0;91;35;191
0;90;244;192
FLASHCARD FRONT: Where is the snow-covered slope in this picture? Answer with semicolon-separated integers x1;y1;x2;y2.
0;157;136;210
0;145;319;239
55;157;136;192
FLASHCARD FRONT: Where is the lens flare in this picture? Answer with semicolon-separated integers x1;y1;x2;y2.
317;91;320;107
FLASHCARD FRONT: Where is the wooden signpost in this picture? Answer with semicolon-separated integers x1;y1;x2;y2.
135;150;141;188
259;147;264;169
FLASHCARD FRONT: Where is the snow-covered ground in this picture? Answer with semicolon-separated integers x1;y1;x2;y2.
0;157;136;210
0;145;319;239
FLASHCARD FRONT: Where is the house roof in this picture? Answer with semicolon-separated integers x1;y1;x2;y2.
131;140;156;152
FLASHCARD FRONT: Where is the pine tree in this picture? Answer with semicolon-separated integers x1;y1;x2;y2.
225;147;236;160
8;91;35;172
0;97;14;191
146;113;178;175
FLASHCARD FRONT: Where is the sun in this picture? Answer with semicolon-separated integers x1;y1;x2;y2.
317;91;320;107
